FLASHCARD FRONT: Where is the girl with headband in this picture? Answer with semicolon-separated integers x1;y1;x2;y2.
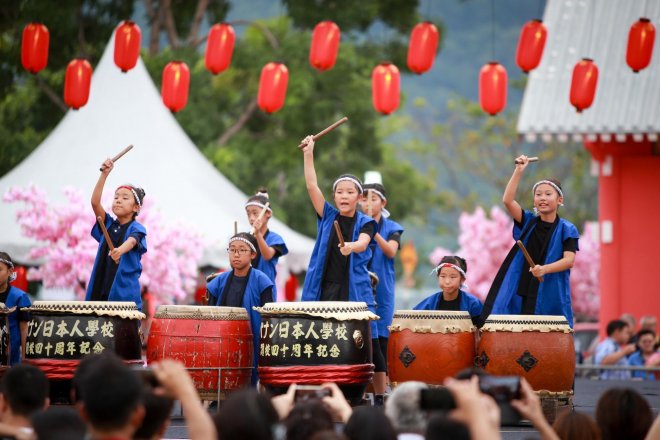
362;182;404;397
414;255;483;323
86;158;147;310
299;135;387;402
245;187;289;284
0;251;32;365
478;155;579;327
207;232;274;384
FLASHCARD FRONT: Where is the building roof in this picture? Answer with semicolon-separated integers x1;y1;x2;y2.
517;0;660;143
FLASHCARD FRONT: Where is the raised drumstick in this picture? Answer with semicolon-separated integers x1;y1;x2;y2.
234;221;238;235
516;240;543;282
298;117;348;149
97;216;117;264
100;145;134;171
250;202;271;235
333;220;345;247
514;156;539;165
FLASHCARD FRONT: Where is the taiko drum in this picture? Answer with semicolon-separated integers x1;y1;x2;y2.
476;315;575;392
388;310;476;385
0;304;13;378
147;305;253;400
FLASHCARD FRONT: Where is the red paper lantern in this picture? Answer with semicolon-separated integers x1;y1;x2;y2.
407;22;440;74
114;20;142;73
515;19;547;73
372;63;400;115
205;23;235;74
570;58;599;113
10;266;28;292
161;61;190;113
257;62;289;114
21;23;50;74
309;21;341;71
626;18;656;73
479;61;508;116
64;59;93;110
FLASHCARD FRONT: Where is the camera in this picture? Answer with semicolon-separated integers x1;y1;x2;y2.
420;388;456;411
294;385;331;401
132;366;160;389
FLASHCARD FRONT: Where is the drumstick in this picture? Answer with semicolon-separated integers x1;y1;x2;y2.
514;156;539;164
298;117;348;149
97;216;116;253
99;145;134;171
234;221;238;235
333;220;345;247
250;202;270;235
516;240;543;282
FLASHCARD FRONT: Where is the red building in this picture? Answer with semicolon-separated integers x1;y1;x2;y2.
518;0;660;333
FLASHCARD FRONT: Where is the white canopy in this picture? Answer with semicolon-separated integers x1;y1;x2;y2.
0;37;314;271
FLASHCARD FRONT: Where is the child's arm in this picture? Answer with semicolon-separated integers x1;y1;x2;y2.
92;159;114;220
340;232;372;256
503;155;531;224
252;219;277;261
301;135;326;217
109;237;137;263
529;251;575;277
374;233;400;258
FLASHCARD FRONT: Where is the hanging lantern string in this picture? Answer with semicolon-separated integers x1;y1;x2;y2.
537;0;544;19
584;0;596;58
491;0;495;60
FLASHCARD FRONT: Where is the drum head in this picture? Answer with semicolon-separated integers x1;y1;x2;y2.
255;301;377;321
28;301;145;320
390;310;475;334
480;315;573;333
154;305;248;320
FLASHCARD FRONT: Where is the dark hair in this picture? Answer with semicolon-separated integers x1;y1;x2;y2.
78;354;143;431
133;392;175;440
0;365;49;417
247;187;270;206
230;232;258;252
71;353;112;404
284;399;334;440
333;174;363;192
363;183;387;199
552;410;600;440
436;256;468;276
0;251;14;268
344;406;397;440
425;413;470;440
213;389;279;440
595;388;652;440
310;430;348;440
637;328;656;340
606;319;628;336
31;406;87;440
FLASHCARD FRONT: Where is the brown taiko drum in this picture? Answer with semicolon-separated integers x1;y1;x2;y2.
255;301;377;404
476;314;575;393
146;305;253;400
0;303;14;378
388;310;476;386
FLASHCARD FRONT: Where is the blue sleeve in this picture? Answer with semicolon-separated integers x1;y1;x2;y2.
91;212;112;242
513;210;534;240
413;293;439;311
207;276;222;304
17;293;32;309
465;293;483;317
561;220;580;251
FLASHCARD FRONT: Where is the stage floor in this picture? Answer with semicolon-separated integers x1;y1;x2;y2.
163;378;660;439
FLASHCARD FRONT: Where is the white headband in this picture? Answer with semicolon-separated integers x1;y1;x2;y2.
229;237;257;253
533;180;564;200
333;177;363;194
431;263;467;280
364;188;391;218
245;201;272;212
117;186;141;209
0;258;17;282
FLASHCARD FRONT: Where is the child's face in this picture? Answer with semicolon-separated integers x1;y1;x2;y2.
0;263;12;287
638;333;656;354
613;326;631;345
113;188;139;218
438;266;463;296
533;184;563;216
361;192;385;217
246;206;271;226
333;181;361;216
228;241;255;271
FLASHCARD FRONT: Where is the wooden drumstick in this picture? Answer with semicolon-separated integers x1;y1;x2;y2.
516;240;543;282
234;221;238;235
298;117;348;149
333;220;345;247
100;144;134;171
97;216;117;263
514;156;539;164
250;202;270;235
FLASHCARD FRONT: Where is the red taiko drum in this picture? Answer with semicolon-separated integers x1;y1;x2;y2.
388;310;476;385
476;315;575;393
147;305;253;400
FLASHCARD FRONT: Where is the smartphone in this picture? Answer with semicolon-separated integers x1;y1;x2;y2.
479;375;521;402
419;388;456;411
132;366;159;388
294;385;331;401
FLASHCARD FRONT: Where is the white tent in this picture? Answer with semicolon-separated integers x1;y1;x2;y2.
0;37;314;272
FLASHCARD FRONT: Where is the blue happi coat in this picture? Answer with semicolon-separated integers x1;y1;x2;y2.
4;286;32;365
413;290;483;319
255;230;288;284
85;213;147;310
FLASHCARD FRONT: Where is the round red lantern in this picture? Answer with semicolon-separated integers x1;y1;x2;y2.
515;19;547;73
10;266;28;292
64;59;93;110
626;18;656;73
205;23;235;75
570;58;599;113
309;21;341;71
407;22;440;75
257;62;289;114
114;20;142;73
21;23;50;74
161;61;190;113
479;61;508;116
372;63;400;115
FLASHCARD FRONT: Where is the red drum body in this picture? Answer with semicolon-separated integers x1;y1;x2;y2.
476;315;575;393
256;301;377;404
147;305;253;399
388;310;476;385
